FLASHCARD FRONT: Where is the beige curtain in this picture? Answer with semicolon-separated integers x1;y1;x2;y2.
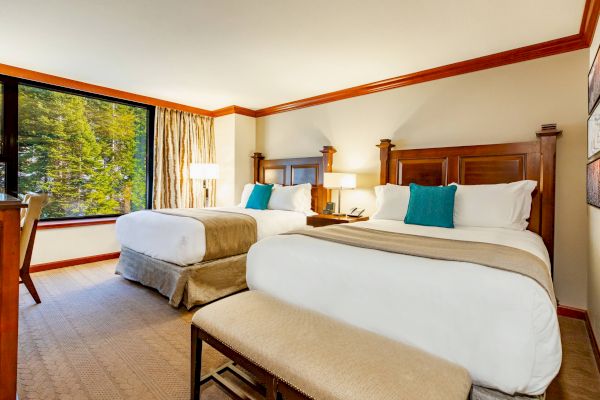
153;107;216;209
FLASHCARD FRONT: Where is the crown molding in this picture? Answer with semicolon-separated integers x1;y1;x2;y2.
0;63;214;117
212;105;257;118
582;0;600;46
253;0;599;117
254;34;588;117
1;1;598;118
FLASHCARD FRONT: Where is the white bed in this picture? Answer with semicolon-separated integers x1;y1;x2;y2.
246;219;561;396
116;206;309;266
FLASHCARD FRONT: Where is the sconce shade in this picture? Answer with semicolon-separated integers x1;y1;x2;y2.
190;163;219;180
323;172;356;189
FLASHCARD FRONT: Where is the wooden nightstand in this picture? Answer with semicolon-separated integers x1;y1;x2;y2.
307;214;369;227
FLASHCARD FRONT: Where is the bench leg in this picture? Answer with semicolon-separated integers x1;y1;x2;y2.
191;325;203;400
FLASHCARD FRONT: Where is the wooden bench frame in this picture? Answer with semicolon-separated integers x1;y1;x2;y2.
191;325;310;400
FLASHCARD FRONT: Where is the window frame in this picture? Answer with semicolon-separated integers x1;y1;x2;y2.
0;75;155;221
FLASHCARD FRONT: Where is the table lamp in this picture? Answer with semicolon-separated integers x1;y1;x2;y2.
190;163;219;207
323;172;356;216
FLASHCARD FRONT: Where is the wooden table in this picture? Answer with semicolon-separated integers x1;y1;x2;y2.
0;194;25;400
307;213;369;227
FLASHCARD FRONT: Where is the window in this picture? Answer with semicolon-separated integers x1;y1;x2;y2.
0;77;154;219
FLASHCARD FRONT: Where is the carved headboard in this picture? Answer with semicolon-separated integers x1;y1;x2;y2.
378;124;561;270
251;146;336;213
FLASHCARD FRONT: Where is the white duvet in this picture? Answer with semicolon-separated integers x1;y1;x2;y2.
246;219;561;396
116;207;308;266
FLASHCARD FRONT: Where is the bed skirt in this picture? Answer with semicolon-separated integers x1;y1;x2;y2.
115;247;247;309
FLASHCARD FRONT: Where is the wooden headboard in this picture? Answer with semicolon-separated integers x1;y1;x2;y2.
251;146;336;213
378;124;561;269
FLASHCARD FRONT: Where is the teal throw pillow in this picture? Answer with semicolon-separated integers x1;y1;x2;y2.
246;184;274;210
404;183;457;228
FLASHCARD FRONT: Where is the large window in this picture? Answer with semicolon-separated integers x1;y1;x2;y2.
0;77;154;219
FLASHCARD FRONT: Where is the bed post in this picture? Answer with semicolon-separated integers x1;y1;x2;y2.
320;146;336;174
536;123;561;270
377;139;395;184
251;152;265;183
320;146;337;206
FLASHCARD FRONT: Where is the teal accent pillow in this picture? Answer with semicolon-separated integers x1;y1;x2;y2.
404;183;457;228
246;184;274;210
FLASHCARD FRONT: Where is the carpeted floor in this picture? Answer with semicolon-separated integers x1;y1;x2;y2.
17;260;600;400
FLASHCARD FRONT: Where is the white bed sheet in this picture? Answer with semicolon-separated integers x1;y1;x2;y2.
246;219;561;396
116;207;307;266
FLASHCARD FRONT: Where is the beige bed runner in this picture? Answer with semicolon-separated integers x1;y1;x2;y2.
153;208;257;262
289;225;556;307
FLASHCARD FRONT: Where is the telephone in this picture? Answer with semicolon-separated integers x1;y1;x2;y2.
347;207;365;217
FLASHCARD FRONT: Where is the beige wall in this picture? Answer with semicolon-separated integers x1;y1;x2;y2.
588;24;600;344
215;114;237;206
257;50;589;308
215;114;256;207
234;115;258;201
31;224;120;265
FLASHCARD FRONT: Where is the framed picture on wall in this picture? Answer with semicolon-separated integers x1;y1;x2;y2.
590;45;600;114
588;159;600;208
589;104;600;160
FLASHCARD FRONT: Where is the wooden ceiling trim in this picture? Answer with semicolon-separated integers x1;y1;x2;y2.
254;34;586;117
0;63;214;117
1;1;598;118
255;0;600;117
213;105;257;118
582;0;600;46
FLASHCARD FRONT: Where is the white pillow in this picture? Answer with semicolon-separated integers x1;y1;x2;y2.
239;183;255;207
371;184;410;221
268;183;312;212
238;183;282;207
451;180;537;230
299;183;312;211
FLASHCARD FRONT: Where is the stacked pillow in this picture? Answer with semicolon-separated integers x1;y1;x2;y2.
371;180;537;230
245;183;274;210
451;181;537;230
240;183;312;213
404;184;457;228
239;183;270;207
371;184;410;221
268;183;312;212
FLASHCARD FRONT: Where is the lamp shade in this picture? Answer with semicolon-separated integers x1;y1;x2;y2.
323;172;356;189
190;163;219;180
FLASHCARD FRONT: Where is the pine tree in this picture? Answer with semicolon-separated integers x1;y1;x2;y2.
18;86;149;219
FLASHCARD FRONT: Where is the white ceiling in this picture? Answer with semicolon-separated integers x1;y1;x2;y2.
0;0;586;110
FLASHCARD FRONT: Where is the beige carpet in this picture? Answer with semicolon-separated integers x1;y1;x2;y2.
17;260;600;400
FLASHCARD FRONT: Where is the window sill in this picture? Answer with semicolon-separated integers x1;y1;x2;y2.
37;216;118;230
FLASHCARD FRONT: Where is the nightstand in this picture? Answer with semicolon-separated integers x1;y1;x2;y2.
307;214;369;227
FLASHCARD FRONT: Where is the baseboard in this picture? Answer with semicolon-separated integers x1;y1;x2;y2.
557;305;588;320
30;252;121;273
585;312;600;376
557;305;600;374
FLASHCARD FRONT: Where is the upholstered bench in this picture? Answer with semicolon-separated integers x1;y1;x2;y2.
191;291;471;400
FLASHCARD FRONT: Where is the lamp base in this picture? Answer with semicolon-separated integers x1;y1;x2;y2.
333;212;346;216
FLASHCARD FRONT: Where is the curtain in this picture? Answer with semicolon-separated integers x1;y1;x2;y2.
153;107;216;209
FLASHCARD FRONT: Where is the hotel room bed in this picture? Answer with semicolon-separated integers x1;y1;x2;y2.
247;219;560;395
246;128;562;397
115;145;337;309
116;207;308;266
